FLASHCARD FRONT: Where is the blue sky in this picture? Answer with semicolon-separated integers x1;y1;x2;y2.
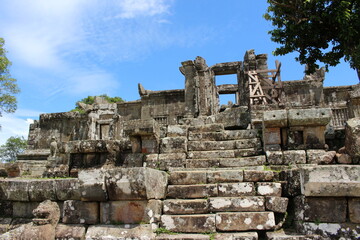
0;0;358;144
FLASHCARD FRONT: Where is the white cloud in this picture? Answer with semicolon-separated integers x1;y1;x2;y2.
116;0;171;19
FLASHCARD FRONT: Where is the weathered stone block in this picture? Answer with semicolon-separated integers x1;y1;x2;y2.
78;169;107;201
224;130;259;140
263;128;282;146
266;229;320;240
294;196;347;222
55;224;86;240
100;200;162;224
235;138;261;149
218;182;255;197
266;151;283;165
300;165;360;197
215;212;275;231
161;214;216;233
55;179;81;201
218;156;266;168
263;110;288;128
296;222;360;239
186;159;219;168
307;150;335;164
349;198;360;224
85;224;156;240
243;170;274;182
187;150;235;159
147;153;185;170
163;199;208;214
209;197;265;212
188;124;224;133
336;153;352;164
105;167;167;200
283;150;306;164
167;184;218;199
13;201;40;218
188;132;225;141
288;108;331;127
256;182;282;196
214;232;258;240
156;234;210;240
160;137;187;153
234;148;261;157
345;117;360;162
28;180;56;201
167;125;188;137
0;180;29;201
188;141;235;151
122;153;144;167
207;170;243;183
169;171;207;185
265;196;288;213
62;200;99;224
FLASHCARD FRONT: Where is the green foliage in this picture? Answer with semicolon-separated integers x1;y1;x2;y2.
0;136;27;162
154;227;177;235
0;37;19;117
265;0;360;80
71;94;124;113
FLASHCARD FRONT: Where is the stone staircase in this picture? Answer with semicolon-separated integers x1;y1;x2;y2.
186;124;265;168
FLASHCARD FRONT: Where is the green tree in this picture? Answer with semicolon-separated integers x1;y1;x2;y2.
0;37;19;117
0;136;27;162
264;0;360;80
71;94;124;113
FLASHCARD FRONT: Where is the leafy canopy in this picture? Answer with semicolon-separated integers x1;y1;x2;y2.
0;136;27;162
0;37;19;117
71;94;124;113
264;0;360;79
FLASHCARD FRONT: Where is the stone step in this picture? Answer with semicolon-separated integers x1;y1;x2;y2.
186;155;266;168
169;169;243;185
187;148;261;159
167;182;257;199
156;232;259;240
266;229;322;240
216;212;276;231
187;139;261;151
163;197;266;214
161;214;216;233
188;124;224;133
188;129;259;141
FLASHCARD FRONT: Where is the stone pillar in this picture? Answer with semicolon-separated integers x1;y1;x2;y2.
181;60;199;118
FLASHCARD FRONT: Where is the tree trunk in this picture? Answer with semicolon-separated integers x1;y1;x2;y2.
357;68;360;83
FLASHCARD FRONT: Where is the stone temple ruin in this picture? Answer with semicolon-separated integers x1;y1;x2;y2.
1;50;360;239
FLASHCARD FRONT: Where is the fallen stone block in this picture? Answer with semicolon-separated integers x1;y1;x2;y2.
105;167;167;200
100;200;162;224
28;180;56;201
62;200;99;225
167;184;218;199
55;178;81;201
169;171;207;185
215;212;275;231
78;169;107;201
85;224;156;240
207;170;243;183
294;196;347;223
209;197;265;212
283;150;307;164
243;170;274;182
161;214;216;233
160;137;187;153
265;196;288;213
256;182;282;196
336;153;352;164
218;182;255;197
163;199;208;214
348;198;360;224
55;224;86;240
